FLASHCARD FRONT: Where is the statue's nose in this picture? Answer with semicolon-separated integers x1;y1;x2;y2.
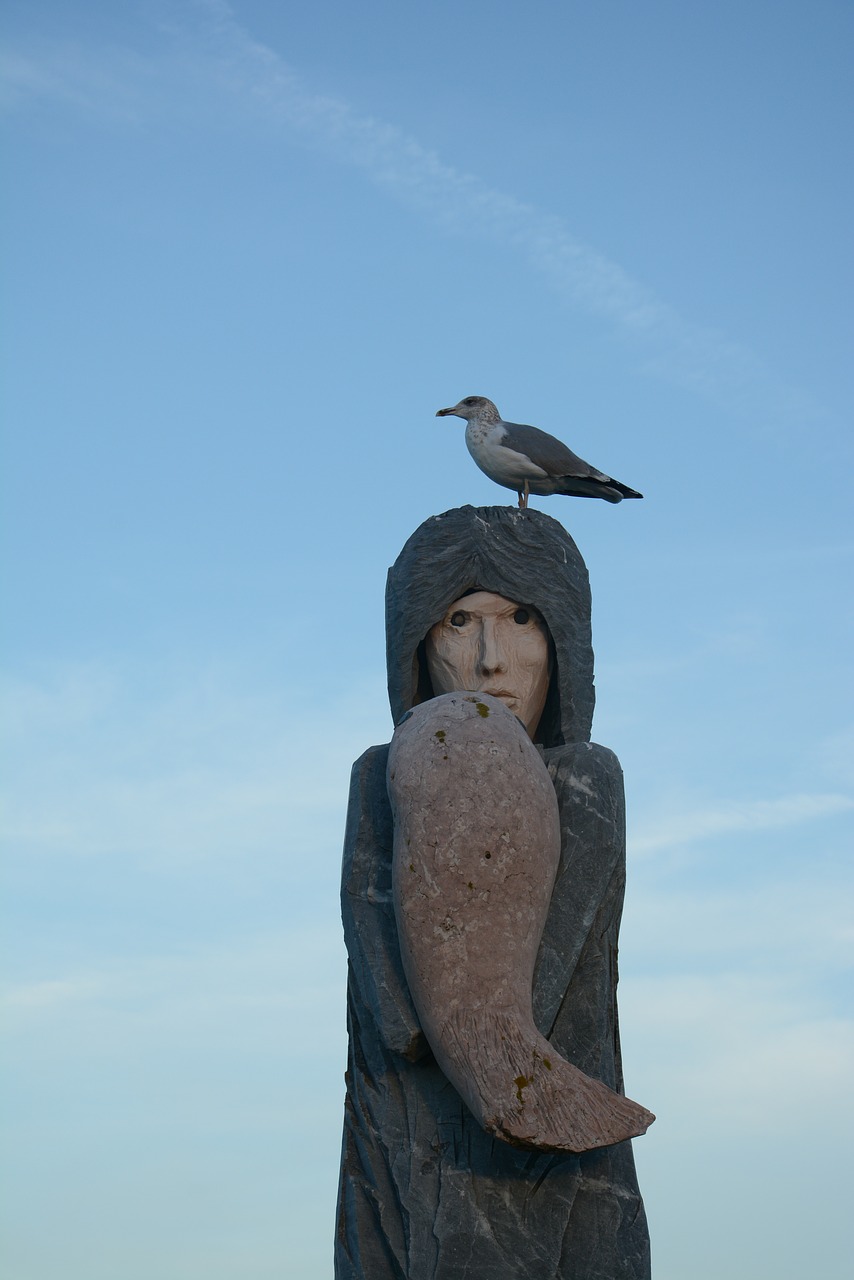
477;619;507;675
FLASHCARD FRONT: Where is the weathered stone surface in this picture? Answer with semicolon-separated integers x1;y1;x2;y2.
334;506;651;1279
423;591;553;735
384;506;595;749
388;692;652;1153
336;738;650;1280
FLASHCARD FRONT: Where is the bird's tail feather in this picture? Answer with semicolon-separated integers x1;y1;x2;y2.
558;477;643;503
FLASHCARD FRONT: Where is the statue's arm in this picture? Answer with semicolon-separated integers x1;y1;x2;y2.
340;744;427;1061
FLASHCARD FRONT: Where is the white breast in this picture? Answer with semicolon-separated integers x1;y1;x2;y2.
466;421;550;488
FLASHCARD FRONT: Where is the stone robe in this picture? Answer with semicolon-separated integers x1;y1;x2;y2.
335;506;650;1279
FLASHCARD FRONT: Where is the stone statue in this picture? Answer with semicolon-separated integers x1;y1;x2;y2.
335;506;653;1280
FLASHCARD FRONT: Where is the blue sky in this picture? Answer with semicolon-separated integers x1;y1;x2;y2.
2;2;852;1277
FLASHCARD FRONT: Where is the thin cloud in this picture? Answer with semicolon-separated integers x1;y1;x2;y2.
2;976;102;1010
625;877;854;970
1;0;817;420
816;723;854;787
1;661;389;866
2;924;344;1024
632;791;854;854
621;971;854;1139
195;0;789;411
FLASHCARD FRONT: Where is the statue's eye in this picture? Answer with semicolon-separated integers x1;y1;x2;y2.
513;608;530;625
450;611;466;628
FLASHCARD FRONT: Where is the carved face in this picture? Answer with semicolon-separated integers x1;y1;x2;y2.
425;591;552;737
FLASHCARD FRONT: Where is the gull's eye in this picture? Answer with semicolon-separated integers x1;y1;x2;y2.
513;608;530;625
450;611;466;628
463;397;477;405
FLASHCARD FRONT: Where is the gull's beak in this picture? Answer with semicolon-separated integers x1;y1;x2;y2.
436;406;456;417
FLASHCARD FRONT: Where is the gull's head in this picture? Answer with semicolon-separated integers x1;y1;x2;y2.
436;395;500;423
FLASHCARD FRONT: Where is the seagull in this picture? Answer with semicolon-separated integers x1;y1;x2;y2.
436;395;643;510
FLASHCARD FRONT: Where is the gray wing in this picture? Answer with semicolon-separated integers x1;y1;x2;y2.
501;422;612;482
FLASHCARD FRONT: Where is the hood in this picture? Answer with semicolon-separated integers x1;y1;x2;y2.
385;506;594;746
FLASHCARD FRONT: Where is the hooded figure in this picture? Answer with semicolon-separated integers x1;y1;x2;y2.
335;507;650;1280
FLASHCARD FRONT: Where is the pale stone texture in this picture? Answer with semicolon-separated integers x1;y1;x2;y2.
388;692;652;1154
424;591;552;735
335;506;650;1280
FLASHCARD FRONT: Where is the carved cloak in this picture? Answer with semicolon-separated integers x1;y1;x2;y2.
335;506;650;1280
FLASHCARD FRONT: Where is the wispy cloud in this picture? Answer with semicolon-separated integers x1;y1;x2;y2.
0;659;389;867
619;817;854;1142
0;0;816;421
621;970;854;1139
2;922;348;1277
631;791;854;855
190;0;803;414
2;976;102;1010
624;876;854;977
815;723;854;787
2;922;345;1031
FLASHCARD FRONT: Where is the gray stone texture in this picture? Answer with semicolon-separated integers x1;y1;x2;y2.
335;506;650;1279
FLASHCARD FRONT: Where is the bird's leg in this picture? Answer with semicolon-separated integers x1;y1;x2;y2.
518;480;529;510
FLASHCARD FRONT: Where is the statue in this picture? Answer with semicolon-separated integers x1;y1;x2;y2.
335;506;653;1280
